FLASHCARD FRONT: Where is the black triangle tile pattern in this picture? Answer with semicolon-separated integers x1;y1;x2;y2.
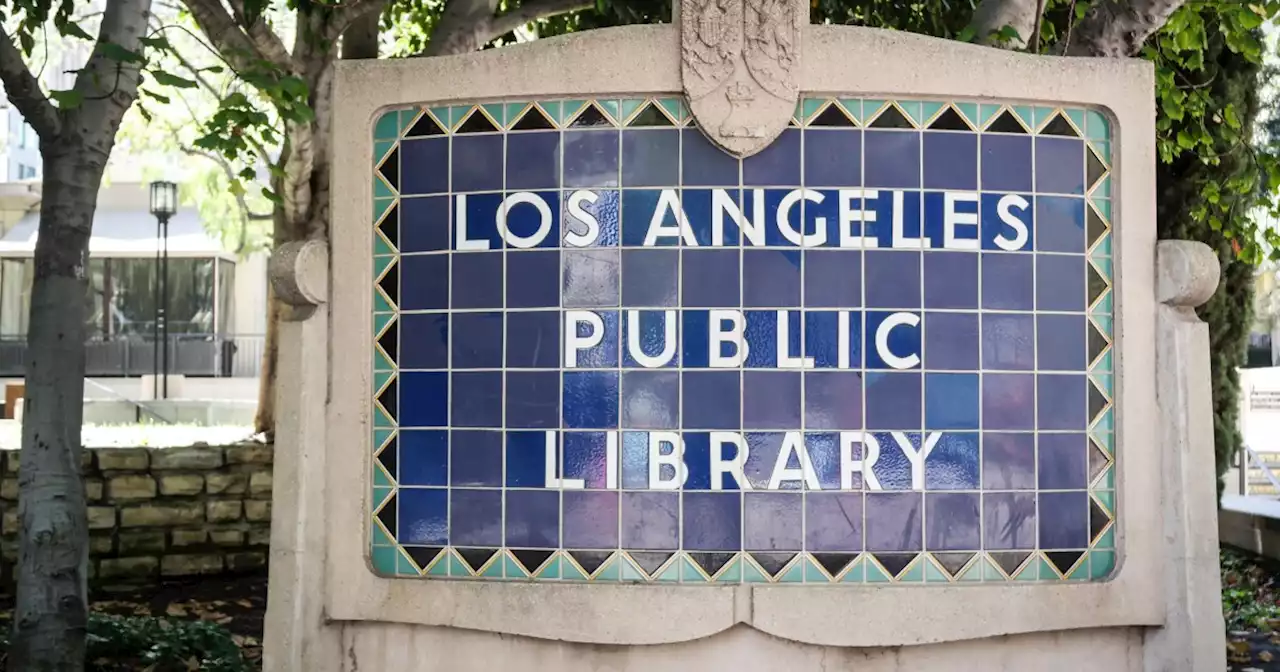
377;147;399;192
628;103;674;127
570;103;612;128
873;552;916;578
1090;498;1112;543
375;436;397;480
928;107;971;131
1089;437;1111;483
377;318;398;366
750;552;796;578
512;549;555;574
1087;263;1109;307
375;493;397;537
1088;379;1109;422
810;552;857;578
932;552;974;578
869;104;913;129
989;551;1030;577
1087;147;1108;189
810;104;857;127
1040;113;1080;137
569;550;614;576
1087;204;1108;249
1088;321;1109;365
1046;550;1084;576
689;552;735;577
629;551;673;577
456;109;499;134
376;378;397;423
406;112;445;137
987;109;1027;134
377;203;399;250
512;105;556;131
457;548;498;573
404;546;442;571
377;259;399;306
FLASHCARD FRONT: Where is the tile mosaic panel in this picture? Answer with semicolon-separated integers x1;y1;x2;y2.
370;96;1117;583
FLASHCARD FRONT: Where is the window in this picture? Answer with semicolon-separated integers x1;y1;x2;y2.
16;164;36;180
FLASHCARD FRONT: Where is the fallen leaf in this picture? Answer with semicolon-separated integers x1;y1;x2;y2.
236;599;254;608
185;656;200;671
166;604;187;617
1259;651;1274;663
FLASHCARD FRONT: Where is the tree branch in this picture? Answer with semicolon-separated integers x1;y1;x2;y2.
184;0;288;74
970;0;1042;49
1063;0;1188;57
70;0;153;147
0;25;61;138
226;0;292;67
422;0;590;57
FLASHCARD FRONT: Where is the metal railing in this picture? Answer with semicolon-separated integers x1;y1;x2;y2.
0;333;264;378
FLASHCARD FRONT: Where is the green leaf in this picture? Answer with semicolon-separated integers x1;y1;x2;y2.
141;88;171;104
238;167;256;181
100;42;146;64
49;89;83;109
955;24;976;42
139;36;172;50
58;20;94;41
150;71;199;89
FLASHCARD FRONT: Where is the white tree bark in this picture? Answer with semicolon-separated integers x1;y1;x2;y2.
971;0;1042;49
6;0;153;667
422;0;592;56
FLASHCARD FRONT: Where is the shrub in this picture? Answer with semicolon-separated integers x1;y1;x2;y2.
1;613;253;671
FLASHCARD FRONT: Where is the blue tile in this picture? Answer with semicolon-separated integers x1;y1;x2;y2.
399;430;448;486
400;137;449;195
400;196;449;253
743;371;801;429
980;134;1032;192
563;371;620;429
399;255;448;311
803;129;861;187
621;431;652;488
743;128;800;186
683;371;741;429
865;251;921;308
564;431;610;488
451;252;503;309
926;493;980;550
921;191;981;249
865;372;922;430
925;373;979;430
451;372;501;427
807;433;844;491
622;189;681;247
682;310;713;368
399;372;447;427
683;188;740;247
1035;137;1085;195
745;492;804;551
806;310;860;369
398;488;448;545
563;189;620;247
451;489;502;547
1038;491;1089;549
682;491;742;550
399;313;448;369
744;433;796;490
565;310;619;368
1037;254;1086;311
621;371;679;429
506;311;560;368
506;131;561;190
452;134;504;192
1037;314;1087;371
1036;197;1085;253
926;250;972;309
622;129;679;187
806;493;863;551
923;312;978;370
984;492;1036;550
743;249;801;307
980;193;1033;252
866;491;922;551
1037;374;1087;430
564;249;620;308
564;129;620;188
502;191;560;249
682;432;719;490
804;250;861;308
506;430;548;487
925;432;979;490
455;193;504;250
621;249;679;306
742;310;797;368
682;249;740;307
451;312;503;368
743;189;807;246
506;249;559;309
982;374;1034;430
923;131;977;190
450;430;502;486
621;491;679;550
563;491;619;548
505;371;559;428
804;371;863;430
864;130;920;189
1038;433;1088;489
981;254;1033;310
865;311;921;370
870;432;912;490
982;433;1035;489
623;310;679;368
982;313;1035;370
505;490;560;548
682;128;740;187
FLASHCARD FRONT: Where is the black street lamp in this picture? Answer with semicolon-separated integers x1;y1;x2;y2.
149;181;177;400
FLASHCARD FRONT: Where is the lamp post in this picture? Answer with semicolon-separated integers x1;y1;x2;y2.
149;181;177;399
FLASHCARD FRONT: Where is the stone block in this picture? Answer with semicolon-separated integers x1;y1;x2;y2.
95;448;149;472
205;472;248;495
80;450;94;473
210;529;245;547
226;551;266;571
226;444;273;465
247;526;271;547
161;554;224;576
1;478;16;500
171;529;209;547
249;469;273;496
1;538;16;561
107;475;156;501
118;530;166;555
150;447;224;470
90;534;115;555
158;474;204;496
244;500;271;522
2;450;16;473
120;502;204;528
3;510;17;534
206;500;244;522
85;479;104;502
88;506;117;530
100;556;159;579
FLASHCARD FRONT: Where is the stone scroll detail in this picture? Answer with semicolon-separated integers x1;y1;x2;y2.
681;0;800;157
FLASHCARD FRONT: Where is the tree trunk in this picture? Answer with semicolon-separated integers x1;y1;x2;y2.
1063;0;1188;57
970;0;1041;48
253;283;281;437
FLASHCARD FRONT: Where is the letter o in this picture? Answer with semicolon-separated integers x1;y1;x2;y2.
497;192;553;249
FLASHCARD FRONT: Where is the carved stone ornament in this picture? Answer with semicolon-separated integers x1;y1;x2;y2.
680;0;802;157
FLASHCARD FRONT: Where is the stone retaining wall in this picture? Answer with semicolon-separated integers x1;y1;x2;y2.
0;443;272;586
